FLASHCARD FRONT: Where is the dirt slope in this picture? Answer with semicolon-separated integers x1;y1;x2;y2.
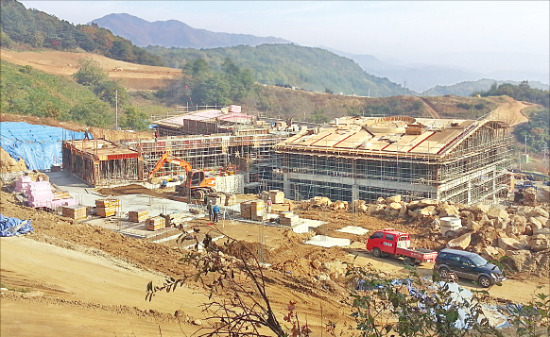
0;49;181;90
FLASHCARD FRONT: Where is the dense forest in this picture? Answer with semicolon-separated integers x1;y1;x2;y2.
0;0;164;66
475;81;550;108
145;44;413;97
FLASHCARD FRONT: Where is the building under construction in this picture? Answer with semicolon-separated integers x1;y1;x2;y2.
62;139;143;186
267;116;512;204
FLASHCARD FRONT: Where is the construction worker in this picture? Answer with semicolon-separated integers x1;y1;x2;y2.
213;204;220;223
266;199;272;213
207;201;213;221
84;128;90;140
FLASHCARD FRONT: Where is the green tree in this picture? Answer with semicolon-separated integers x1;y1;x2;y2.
73;59;107;87
121;105;149;130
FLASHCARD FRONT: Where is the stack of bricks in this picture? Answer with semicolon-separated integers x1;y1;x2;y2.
62;205;87;221
128;209;149;223
95;198;120;217
145;216;164;231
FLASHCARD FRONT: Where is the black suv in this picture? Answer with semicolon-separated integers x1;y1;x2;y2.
434;249;505;288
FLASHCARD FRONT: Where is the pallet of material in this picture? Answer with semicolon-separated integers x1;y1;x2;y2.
95;198;120;208
145;216;165;231
269;190;285;204
279;214;299;226
53;191;71;200
129;209;149;223
62;205;87;220
96;207;117;217
240;201;252;219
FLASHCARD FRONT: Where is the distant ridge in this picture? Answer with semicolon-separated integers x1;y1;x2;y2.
92;13;290;48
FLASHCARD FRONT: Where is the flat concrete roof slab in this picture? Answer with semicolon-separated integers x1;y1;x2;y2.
337;226;369;235
305;235;350;248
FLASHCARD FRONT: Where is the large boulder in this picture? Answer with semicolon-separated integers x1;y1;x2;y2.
418;206;437;217
517;206;534;217
487;205;509;220
529;217;544;231
418;199;439;208
529;234;550;252
437;203;460;217
386;195;401;203
504;250;532;272
498;237;529;251
472;203;490;215
531;206;549;219
447;232;471;249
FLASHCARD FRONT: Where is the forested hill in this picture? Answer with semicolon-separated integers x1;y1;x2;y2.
146;44;414;97
0;0;164;66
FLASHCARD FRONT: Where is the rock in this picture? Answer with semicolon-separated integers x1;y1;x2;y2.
324;261;347;274
506;220;526;236
529;217;544;231
192;319;203;326
529;234;550;252
376;197;386;204
472;203;490;215
517;206;534;217
487;205;509;219
386;195;401;203
418;206;437;217
504;250;532;272
316;273;330;281
447;232;471;249
418;199;439;208
355;203;368;213
534;228;550;235
483;246;501;258
398;205;408;218
375;204;386;213
467;220;482;232
437;203;460;217
388;202;402;211
478;219;493;229
408;209;420;218
531;206;549;219
407;200;422;210
498;237;528;251
311;259;322;270
494;217;509;230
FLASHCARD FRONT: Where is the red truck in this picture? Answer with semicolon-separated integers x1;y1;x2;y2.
366;228;438;265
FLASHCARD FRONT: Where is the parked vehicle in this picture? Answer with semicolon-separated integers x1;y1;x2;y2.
434;248;505;288
366;228;438;265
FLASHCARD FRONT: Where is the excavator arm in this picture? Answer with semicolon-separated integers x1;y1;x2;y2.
148;152;193;181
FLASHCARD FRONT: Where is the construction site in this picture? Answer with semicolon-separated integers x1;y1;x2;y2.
1;108;549;336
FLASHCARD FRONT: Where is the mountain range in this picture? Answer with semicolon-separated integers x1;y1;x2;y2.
92;13;549;94
91;13;289;49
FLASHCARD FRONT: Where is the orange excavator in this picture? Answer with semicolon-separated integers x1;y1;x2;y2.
148;152;216;199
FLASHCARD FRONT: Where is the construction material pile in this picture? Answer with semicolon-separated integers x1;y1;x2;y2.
302;195;550;276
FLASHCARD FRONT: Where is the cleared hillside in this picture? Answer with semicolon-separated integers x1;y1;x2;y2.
0;49;181;91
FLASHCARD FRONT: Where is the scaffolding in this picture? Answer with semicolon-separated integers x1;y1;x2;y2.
269;117;513;204
123;132;286;186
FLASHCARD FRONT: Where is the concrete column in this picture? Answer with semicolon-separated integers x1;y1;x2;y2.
352;185;359;201
283;173;291;199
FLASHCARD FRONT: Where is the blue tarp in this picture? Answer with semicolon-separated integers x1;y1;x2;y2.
0;122;90;170
0;214;33;237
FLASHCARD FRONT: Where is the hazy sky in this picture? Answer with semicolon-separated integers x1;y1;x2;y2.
20;1;550;70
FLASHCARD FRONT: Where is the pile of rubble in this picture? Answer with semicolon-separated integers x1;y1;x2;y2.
302;195;550;276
